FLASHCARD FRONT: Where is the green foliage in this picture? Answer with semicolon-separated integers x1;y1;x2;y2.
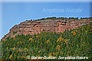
69;17;75;19
69;17;78;19
46;17;56;19
0;41;2;59
13;31;17;35
58;17;66;20
1;22;92;60
80;17;88;19
40;17;57;20
40;18;46;20
37;17;92;21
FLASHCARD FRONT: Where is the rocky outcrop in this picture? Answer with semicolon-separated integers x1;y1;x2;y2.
2;18;91;40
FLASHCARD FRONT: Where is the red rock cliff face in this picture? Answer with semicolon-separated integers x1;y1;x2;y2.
2;18;91;40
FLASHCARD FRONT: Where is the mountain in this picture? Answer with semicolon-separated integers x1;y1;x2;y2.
1;17;91;40
1;17;92;60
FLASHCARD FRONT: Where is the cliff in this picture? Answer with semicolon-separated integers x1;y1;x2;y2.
2;17;91;40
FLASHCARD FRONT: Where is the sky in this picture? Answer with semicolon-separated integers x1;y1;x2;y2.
0;0;92;40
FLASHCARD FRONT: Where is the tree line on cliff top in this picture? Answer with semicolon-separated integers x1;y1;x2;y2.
39;17;79;20
27;17;92;21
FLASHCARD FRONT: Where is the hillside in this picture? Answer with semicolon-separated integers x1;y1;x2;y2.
2;17;91;40
0;17;92;60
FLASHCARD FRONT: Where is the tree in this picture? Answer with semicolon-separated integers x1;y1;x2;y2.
69;17;75;19
40;18;46;20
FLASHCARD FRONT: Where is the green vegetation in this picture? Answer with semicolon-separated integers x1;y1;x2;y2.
0;41;2;59
39;17;91;20
80;17;88;19
69;17;78;20
13;31;17;35
31;17;91;21
1;22;92;60
40;17;57;20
